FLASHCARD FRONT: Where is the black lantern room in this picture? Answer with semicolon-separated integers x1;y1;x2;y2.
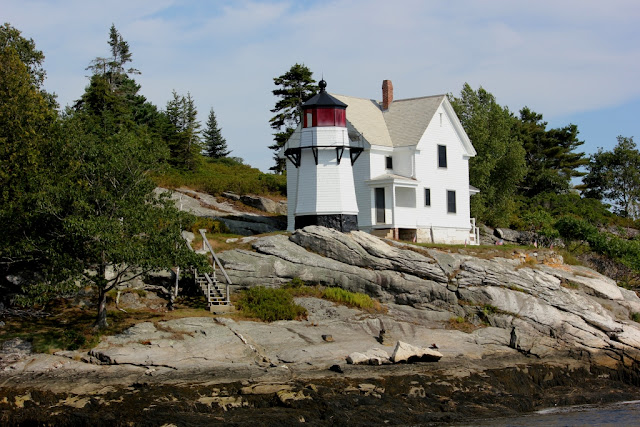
302;79;347;128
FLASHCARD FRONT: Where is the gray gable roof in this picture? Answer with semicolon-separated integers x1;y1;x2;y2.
332;93;446;149
383;95;445;147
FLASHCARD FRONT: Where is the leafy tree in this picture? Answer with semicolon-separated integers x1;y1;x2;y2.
203;107;230;158
0;43;58;282
515;107;587;196
269;63;318;173
165;91;202;170
0;23;46;88
1;24;207;327
52;114;206;328
449;84;527;226
0;22;56;107
583;136;640;218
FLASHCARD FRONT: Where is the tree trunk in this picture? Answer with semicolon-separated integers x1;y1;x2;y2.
94;287;109;329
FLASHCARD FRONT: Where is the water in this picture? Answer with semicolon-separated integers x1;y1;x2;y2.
460;400;640;426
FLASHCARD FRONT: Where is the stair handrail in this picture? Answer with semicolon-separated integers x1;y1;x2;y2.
199;229;233;287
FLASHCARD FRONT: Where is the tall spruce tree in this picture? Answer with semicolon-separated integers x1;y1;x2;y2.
515;107;587;197
269;63;318;173
203;107;230;158
165;91;202;170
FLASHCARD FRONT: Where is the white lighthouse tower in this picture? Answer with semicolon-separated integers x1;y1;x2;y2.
284;80;362;232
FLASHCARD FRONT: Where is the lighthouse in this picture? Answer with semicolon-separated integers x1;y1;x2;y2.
284;80;362;232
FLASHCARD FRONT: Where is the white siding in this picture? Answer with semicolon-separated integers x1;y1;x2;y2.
414;104;471;231
286;160;298;231
353;149;371;228
394;148;414;177
369;149;391;178
301;127;349;147
295;147;358;216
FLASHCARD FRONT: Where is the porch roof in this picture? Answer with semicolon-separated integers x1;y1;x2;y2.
365;173;418;187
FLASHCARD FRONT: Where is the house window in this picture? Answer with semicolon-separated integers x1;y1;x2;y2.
386;156;393;170
425;188;431;206
375;188;386;223
447;190;456;213
438;145;447;168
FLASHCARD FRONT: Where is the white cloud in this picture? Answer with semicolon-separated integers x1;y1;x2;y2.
3;0;639;171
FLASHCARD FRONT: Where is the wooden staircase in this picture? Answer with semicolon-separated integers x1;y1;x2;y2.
186;229;232;310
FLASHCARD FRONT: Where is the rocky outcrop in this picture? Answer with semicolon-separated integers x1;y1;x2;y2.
390;341;443;363
218;225;640;367
4;226;640;424
158;187;286;235
239;195;287;215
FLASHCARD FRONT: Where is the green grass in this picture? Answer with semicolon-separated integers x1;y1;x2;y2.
233;279;386;322
631;312;640;323
322;287;375;309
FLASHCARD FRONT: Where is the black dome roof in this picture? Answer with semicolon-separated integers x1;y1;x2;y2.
302;80;347;109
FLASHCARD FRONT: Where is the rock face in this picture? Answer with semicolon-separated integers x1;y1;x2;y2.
239;195;287;215
218;225;640;367
390;341;442;363
158;187;286;235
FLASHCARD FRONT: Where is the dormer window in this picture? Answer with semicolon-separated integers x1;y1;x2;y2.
386;156;393;170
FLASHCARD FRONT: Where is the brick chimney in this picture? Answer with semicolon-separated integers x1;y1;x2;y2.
382;80;393;110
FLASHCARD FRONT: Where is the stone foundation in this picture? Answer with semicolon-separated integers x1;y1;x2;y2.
294;214;358;233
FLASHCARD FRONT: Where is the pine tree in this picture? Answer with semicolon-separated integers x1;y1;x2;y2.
165;90;202;169
203;107;230;158
515;107;587;197
269;63;318;173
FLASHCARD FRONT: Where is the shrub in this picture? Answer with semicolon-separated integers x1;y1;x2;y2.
236;286;307;322
481;304;498;317
281;278;322;297
322;287;374;309
154;159;286;196
631;312;640;323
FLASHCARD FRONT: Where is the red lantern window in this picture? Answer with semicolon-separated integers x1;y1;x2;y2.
316;108;334;126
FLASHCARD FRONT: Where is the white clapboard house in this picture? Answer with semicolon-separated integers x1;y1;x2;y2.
281;79;479;244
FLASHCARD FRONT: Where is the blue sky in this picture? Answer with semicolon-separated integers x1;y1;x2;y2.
3;0;639;172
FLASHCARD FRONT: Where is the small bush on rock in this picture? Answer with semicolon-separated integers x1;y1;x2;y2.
236;286;307;322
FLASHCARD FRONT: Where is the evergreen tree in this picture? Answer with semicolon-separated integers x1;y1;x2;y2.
86;24;139;92
165;91;202;169
203;107;230;158
269;63;318;173
583;136;640;218
449;84;527;226
515;107;587;196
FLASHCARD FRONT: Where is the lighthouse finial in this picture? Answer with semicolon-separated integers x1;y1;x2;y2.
319;78;327;92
